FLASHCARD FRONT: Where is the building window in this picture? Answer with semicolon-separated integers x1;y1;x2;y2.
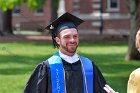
35;6;44;16
107;0;119;12
13;5;20;15
37;7;43;13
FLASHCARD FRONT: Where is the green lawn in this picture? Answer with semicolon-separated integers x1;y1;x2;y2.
0;42;140;93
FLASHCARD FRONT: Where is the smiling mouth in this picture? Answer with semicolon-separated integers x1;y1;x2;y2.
68;44;77;46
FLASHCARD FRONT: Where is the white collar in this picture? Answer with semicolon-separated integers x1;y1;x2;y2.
59;51;79;63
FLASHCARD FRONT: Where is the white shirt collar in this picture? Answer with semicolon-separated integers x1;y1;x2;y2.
59;51;79;63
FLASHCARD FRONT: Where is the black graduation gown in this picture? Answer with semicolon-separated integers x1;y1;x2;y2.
23;59;107;93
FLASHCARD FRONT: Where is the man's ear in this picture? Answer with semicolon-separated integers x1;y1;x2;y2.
55;37;60;45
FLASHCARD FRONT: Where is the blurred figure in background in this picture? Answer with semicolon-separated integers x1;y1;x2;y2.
127;29;140;93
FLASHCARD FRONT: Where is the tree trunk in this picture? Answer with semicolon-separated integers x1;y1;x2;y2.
0;10;4;36
125;0;140;60
125;15;140;60
50;0;59;22
0;9;13;36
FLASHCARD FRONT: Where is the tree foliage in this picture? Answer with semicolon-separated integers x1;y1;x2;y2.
0;0;46;11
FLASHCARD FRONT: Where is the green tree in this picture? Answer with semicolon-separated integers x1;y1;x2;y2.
0;0;47;36
125;0;140;60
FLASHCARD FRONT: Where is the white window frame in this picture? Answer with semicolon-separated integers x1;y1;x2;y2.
107;0;120;12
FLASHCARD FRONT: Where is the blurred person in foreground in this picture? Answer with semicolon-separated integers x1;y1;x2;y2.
127;29;140;93
23;12;117;93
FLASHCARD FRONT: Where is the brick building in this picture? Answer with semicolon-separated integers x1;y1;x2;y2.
12;0;130;35
12;1;51;31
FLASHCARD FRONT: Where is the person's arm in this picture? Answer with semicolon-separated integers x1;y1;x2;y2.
104;84;118;93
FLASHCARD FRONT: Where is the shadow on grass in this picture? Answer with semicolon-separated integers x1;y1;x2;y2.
0;67;32;75
0;54;51;64
0;54;52;75
0;50;139;75
81;52;140;75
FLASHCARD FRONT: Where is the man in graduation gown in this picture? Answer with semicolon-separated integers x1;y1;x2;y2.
23;12;116;93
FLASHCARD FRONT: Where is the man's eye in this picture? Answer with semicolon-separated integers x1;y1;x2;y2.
64;36;70;38
74;36;78;38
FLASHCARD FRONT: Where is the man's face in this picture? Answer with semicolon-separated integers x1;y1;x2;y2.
56;28;79;56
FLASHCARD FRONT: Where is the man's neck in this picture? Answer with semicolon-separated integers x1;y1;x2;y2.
59;51;79;63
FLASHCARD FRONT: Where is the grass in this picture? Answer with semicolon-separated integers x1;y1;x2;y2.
0;42;140;93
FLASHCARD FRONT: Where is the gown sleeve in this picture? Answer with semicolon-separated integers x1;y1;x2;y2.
93;63;107;93
23;61;50;93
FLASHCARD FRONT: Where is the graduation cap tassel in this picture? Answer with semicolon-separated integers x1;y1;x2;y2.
52;36;57;48
51;31;59;48
51;33;56;48
48;29;55;48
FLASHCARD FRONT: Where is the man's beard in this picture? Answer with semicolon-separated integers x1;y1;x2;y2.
61;42;78;54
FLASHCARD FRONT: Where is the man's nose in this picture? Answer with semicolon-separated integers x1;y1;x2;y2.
70;37;74;42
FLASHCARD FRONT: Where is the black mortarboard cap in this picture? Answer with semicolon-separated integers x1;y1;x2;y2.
45;12;84;48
